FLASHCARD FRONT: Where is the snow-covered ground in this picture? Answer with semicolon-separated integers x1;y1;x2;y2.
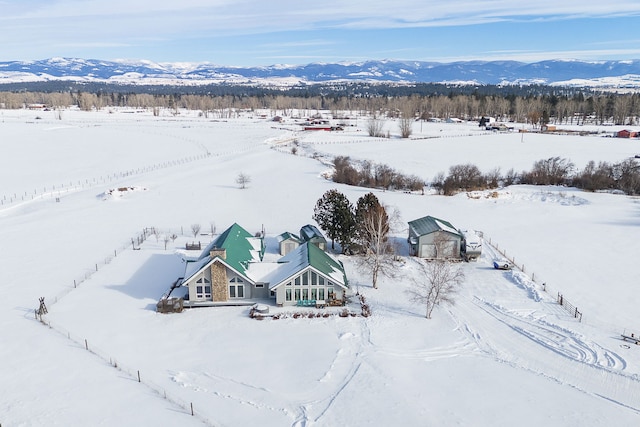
1;108;639;426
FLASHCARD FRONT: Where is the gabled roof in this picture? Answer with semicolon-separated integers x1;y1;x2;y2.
198;223;264;276
276;231;301;243
408;215;461;238
266;242;348;290
182;256;255;288
299;224;326;242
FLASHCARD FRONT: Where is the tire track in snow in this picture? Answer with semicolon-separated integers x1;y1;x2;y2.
449;295;640;413
476;299;627;370
170;320;368;427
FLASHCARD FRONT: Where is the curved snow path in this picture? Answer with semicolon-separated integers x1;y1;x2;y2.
449;295;640;413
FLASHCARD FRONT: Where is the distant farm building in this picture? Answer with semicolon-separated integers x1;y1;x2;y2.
616;129;638;138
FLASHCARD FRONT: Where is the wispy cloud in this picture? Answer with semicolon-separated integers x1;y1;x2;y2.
2;1;640;63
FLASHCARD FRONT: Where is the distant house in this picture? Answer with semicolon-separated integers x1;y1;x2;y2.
177;223;347;307
446;117;463;124
617;129;638;138
277;232;301;256
299;224;327;251
407;215;462;260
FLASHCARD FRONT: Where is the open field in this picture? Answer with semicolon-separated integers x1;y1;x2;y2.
1;108;639;426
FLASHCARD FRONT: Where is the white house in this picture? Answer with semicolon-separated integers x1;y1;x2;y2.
176;223;348;308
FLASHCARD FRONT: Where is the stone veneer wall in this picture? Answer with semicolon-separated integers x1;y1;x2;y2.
209;249;228;302
210;263;228;301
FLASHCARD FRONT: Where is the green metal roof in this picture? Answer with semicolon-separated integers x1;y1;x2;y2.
299;224;326;242
408;215;461;237
268;241;348;289
277;231;301;243
306;242;347;286
199;223;264;275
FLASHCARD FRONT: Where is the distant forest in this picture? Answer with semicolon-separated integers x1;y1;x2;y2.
1;81;639;126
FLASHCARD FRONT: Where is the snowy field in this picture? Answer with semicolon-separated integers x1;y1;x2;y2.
1;108;639;426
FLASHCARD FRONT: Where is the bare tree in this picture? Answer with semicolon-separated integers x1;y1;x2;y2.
236;172;251;189
407;259;465;319
367;115;385;137
209;221;217;236
191;223;201;238
398;107;414;138
355;202;399;289
163;234;170;250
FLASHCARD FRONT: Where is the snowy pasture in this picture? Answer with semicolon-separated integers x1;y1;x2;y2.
1;108;639;426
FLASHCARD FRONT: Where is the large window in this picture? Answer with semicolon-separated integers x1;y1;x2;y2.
229;277;245;299
286;289;292;301
195;276;212;299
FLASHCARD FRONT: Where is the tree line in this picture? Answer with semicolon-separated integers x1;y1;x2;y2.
2;86;640;125
431;157;640;196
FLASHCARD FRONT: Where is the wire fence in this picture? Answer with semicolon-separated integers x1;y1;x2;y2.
0;152;213;212
33;226;217;426
35;315;216;426
484;234;583;322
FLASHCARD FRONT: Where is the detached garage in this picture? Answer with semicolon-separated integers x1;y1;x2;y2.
408;215;462;260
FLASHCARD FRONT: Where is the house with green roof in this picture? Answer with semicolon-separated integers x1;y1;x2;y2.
181;223;267;305
179;223;348;307
267;242;348;306
407;215;463;259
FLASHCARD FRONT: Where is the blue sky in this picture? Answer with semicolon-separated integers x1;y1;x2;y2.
2;0;640;66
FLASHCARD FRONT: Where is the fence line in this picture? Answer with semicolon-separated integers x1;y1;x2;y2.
0;152;212;212
557;292;583;321
35;315;217;426
484;234;582;322
33;226;218;426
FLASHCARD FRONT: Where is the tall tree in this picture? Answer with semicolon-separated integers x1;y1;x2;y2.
398;107;414;138
354;193;397;289
313;189;356;253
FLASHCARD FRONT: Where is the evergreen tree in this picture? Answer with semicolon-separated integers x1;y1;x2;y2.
313;189;356;253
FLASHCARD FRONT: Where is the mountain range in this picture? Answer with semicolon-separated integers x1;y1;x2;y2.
1;57;640;88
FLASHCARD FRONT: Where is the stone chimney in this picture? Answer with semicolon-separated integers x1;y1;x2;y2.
210;248;226;260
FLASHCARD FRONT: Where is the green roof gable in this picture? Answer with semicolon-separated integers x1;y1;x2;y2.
408;215;461;237
199;223;264;275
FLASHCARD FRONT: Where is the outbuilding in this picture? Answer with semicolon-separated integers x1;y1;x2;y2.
407;215;463;260
617;129;638;138
299;224;327;251
277;232;302;256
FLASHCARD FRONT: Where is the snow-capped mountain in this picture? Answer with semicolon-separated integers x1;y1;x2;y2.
1;57;640;88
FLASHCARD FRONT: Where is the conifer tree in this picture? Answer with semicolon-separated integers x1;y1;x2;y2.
313;189;356;253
